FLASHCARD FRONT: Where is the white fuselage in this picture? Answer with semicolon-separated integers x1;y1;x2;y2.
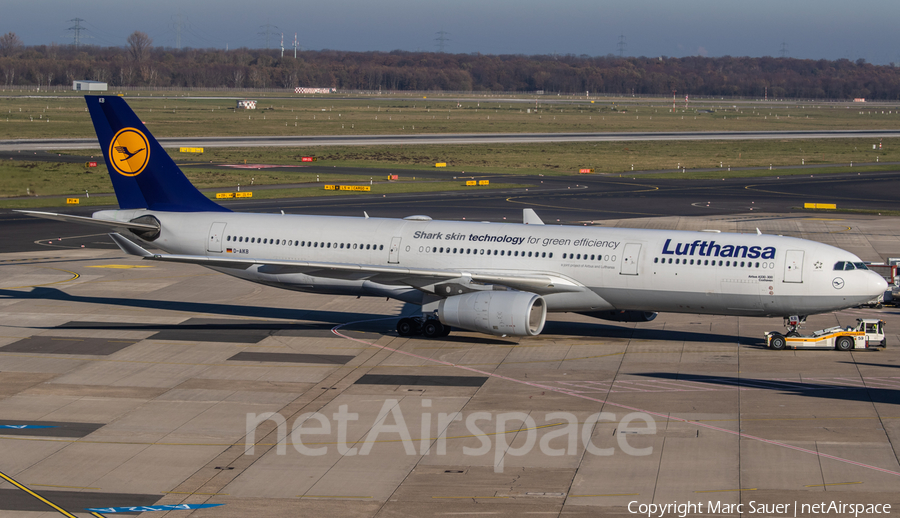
96;209;887;318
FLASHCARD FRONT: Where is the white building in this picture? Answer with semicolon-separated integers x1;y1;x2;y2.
73;80;108;91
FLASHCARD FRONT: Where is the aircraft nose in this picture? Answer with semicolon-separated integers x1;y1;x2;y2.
869;272;889;297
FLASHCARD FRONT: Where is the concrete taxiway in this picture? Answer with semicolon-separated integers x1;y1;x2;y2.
1;212;899;517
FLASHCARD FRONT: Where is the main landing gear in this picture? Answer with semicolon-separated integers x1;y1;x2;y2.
397;317;452;338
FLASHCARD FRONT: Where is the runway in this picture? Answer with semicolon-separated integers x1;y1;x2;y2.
5;167;900;254
1;212;898;517
4;129;900;151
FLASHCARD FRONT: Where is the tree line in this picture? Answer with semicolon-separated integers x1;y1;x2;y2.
2;31;899;99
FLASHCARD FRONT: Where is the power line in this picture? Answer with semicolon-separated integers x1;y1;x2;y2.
172;11;185;49
259;22;278;49
435;29;450;53
617;35;626;57
67;18;86;48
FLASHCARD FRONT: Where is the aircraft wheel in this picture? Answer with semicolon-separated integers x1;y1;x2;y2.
440;324;452;337
422;320;444;338
397;318;416;337
836;336;854;351
769;335;786;350
786;331;800;337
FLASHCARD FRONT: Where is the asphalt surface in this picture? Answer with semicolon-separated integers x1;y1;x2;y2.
5;129;900;151
3;167;900;254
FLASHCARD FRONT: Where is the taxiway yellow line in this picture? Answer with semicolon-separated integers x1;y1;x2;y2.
0;469;102;518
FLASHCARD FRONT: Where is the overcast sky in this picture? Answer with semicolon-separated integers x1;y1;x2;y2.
5;0;899;64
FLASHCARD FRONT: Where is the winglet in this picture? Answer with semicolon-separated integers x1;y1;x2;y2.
523;208;544;225
108;233;154;258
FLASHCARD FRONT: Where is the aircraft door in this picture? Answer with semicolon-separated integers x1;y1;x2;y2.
207;222;227;253
620;243;642;275
388;237;402;264
783;250;804;283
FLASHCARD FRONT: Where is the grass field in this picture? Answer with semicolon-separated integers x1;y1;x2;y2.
0;179;526;209
222;138;898;175
3;136;897;201
2;92;899;207
1;93;899;139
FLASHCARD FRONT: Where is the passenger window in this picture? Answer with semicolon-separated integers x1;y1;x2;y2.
379;245;383;250
548;253;553;258
542;252;546;258
668;258;672;264
654;257;659;263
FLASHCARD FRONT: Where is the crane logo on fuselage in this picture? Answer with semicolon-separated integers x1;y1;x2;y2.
109;128;150;177
661;239;776;259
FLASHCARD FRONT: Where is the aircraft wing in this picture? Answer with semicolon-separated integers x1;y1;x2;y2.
108;233;583;295
16;210;160;233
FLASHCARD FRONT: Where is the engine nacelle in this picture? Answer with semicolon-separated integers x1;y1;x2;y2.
438;291;546;337
582;310;658;322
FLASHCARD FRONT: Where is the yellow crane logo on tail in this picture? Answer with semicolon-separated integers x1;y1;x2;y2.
109;128;150;176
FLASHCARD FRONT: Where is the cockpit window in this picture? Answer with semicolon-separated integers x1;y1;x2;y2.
834;261;846;270
844;262;856;270
853;262;868;270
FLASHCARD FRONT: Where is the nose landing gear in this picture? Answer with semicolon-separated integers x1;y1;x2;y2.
784;315;806;336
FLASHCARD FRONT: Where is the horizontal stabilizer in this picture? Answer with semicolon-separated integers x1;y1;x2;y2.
108;233;154;257
16;210;160;232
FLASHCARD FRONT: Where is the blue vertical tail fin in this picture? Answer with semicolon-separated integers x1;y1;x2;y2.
86;95;229;212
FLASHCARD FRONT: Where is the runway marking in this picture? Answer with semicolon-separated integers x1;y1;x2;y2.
804;481;862;487
28;483;101;490
0;267;80;290
569;493;639;497
85;265;155;269
0;257;66;263
297;495;372;499
694;488;757;493
432;496;509;499
332;319;900;478
164;491;229;495
0;469;105;518
0;422;565;447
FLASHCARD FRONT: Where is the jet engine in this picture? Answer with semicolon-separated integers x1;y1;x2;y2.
581;310;658;322
438;291;546;337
